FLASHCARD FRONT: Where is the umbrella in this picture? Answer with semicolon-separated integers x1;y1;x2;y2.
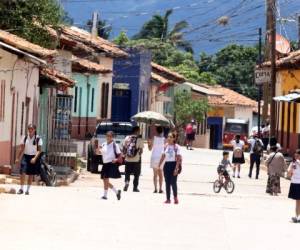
131;111;171;127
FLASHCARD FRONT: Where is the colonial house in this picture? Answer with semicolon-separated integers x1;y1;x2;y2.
112;48;152;122
0;30;57;167
176;82;257;149
263;50;300;155
150;62;185;119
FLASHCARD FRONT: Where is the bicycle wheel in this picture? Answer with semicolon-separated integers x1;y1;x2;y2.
225;180;235;194
213;180;222;193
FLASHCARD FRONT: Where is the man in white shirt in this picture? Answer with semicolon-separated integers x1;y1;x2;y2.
247;134;264;179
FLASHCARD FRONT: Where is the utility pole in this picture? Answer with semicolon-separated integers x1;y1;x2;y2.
257;27;263;138
91;12;99;38
264;0;277;138
298;14;300;49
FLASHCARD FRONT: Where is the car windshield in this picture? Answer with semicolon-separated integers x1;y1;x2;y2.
225;123;247;134
96;123;132;136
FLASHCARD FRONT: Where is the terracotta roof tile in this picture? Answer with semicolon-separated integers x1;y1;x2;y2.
262;49;300;69
207;85;257;107
40;67;75;88
151;72;170;85
72;56;112;74
0;29;57;58
60;26;128;58
151;62;185;83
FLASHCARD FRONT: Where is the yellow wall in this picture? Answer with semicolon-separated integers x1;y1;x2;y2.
277;69;300;133
208;107;224;117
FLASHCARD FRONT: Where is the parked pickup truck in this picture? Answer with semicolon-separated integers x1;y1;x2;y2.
87;121;133;173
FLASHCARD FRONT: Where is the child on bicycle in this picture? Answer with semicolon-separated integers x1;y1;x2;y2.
217;151;232;182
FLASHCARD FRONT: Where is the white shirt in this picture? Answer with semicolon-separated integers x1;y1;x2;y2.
231;140;245;150
247;138;263;154
151;135;165;159
163;144;181;162
289;160;300;184
21;135;43;156
101;141;121;164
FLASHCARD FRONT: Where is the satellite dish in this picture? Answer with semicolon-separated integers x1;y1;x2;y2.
275;34;291;54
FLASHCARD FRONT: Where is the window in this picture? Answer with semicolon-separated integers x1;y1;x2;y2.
91;88;95;112
0;80;5;121
74;87;78;113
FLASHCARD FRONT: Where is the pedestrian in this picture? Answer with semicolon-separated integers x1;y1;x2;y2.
231;134;245;178
185;122;195;150
265;146;286;196
287;149;300;223
247;133;264;179
98;131;122;200
148;126;165;193
122;126;144;192
15;124;43;195
158;132;182;204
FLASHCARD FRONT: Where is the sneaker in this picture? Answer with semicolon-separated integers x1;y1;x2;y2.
25;191;29;195
256;176;259;180
133;188;140;192
174;197;179;204
116;190;121;200
292;217;298;223
153;189;158;193
101;196;107;200
123;184;129;192
159;190;163;194
232;174;235;178
237;175;241;178
17;189;23;195
248;174;252;178
164;200;171;204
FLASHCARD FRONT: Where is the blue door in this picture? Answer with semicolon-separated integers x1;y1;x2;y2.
207;117;223;149
111;89;131;121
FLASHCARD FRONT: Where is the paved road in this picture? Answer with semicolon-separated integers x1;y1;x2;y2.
0;148;297;250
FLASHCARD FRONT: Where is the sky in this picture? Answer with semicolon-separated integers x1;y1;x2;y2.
60;0;300;56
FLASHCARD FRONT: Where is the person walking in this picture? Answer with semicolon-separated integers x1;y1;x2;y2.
148;126;165;193
99;131;122;200
158;132;182;204
265;146;286;196
247;133;264;179
15;124;43;195
231;135;245;178
287;149;300;223
122;126;144;192
185;122;195;150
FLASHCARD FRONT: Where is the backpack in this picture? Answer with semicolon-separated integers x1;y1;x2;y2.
24;135;41;150
125;136;138;158
253;139;263;154
233;148;243;158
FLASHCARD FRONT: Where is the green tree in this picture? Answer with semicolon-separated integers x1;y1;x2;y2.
0;0;65;48
86;19;112;39
113;30;129;47
174;91;209;127
133;9;193;53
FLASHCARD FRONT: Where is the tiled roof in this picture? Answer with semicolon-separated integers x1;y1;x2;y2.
0;29;57;58
72;56;112;74
151;62;185;83
40;67;75;88
60;26;128;58
262;49;300;69
151;72;170;85
184;82;222;96
207;85;257;107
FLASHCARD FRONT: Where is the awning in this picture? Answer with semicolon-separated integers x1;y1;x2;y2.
273;93;300;102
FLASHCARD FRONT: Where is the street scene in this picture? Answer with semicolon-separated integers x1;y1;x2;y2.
1;0;300;250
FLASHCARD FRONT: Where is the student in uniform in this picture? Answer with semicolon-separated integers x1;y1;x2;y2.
15;124;43;195
98;131;122;200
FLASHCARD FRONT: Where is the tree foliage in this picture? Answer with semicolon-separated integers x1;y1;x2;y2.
113;30;129;47
174;91;209;127
0;0;66;48
133;9;193;53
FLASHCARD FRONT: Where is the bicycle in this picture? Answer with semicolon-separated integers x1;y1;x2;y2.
213;168;235;194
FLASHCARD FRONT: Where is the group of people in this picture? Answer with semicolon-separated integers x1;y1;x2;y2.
97;126;182;204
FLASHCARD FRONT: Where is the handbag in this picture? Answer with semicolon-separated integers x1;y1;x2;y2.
174;144;182;174
113;142;124;166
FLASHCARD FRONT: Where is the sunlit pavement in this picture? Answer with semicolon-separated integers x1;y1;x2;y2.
0;147;297;250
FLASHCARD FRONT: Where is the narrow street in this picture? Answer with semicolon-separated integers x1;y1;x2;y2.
0;147;296;250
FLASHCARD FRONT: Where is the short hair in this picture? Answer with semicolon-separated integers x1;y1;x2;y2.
27;124;36;130
106;131;114;137
223;151;229;156
235;134;241;140
156;126;163;134
270;145;277;152
132;126;140;133
296;149;300;155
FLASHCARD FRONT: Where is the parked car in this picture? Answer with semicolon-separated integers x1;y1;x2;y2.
87;121;133;173
223;119;249;150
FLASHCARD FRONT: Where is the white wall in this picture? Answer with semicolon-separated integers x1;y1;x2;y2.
234;106;254;134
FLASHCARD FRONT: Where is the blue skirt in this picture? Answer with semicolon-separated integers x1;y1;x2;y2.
100;162;121;179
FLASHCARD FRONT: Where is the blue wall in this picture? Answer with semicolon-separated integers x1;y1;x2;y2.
112;48;151;121
207;117;223;149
